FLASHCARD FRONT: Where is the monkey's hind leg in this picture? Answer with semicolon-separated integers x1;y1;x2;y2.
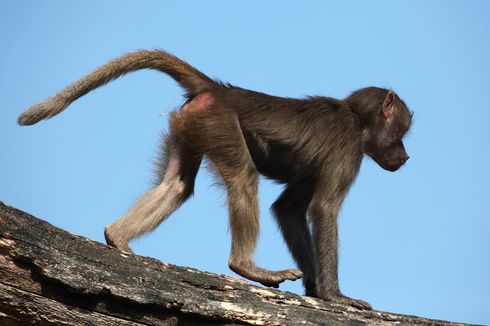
224;172;302;288
104;135;201;253
196;110;302;288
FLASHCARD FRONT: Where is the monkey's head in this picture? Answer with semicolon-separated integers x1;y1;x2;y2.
348;88;412;172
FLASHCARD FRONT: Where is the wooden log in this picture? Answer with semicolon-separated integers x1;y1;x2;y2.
0;201;471;325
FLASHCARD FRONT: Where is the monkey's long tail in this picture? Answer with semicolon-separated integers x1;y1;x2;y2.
17;49;216;126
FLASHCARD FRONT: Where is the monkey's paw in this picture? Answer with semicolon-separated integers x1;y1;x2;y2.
104;227;134;254
229;262;302;288
259;268;303;288
329;294;372;310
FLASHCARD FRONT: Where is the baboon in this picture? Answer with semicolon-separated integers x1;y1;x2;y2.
18;50;412;310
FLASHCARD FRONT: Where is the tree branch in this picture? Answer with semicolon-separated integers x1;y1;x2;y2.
0;201;470;325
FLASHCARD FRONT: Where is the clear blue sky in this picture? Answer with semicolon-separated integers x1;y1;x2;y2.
1;1;488;324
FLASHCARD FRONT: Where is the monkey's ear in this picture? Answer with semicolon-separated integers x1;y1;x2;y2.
381;91;395;119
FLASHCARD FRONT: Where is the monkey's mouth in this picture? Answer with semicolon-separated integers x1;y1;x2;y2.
382;163;402;172
370;156;406;172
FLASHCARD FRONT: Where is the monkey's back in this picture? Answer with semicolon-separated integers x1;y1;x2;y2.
217;87;363;183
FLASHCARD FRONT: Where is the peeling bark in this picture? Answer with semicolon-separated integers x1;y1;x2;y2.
0;201;472;325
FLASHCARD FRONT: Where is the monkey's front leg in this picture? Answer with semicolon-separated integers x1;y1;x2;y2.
309;196;372;310
272;183;317;295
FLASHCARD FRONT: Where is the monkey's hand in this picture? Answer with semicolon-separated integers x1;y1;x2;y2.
327;293;372;310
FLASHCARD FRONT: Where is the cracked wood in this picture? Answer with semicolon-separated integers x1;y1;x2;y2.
0;201;472;326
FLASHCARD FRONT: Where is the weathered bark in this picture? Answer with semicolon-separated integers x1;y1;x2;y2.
0;201;471;325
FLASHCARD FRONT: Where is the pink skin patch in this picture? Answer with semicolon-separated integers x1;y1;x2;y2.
180;92;214;111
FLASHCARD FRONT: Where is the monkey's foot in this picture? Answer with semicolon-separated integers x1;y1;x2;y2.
328;294;372;310
104;227;134;254
229;262;302;288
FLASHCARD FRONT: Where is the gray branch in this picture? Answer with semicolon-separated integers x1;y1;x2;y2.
0;201;471;325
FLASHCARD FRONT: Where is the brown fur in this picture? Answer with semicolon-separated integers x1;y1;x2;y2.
18;50;412;310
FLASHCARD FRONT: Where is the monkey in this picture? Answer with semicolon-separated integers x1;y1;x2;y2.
17;49;412;310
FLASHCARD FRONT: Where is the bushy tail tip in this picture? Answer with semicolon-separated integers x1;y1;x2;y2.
17;97;67;126
17;106;45;126
17;112;34;126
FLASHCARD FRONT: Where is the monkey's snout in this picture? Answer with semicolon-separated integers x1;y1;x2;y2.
401;154;409;164
394;154;409;170
382;155;409;172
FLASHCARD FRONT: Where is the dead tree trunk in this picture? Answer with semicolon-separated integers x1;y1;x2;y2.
0;201;470;325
